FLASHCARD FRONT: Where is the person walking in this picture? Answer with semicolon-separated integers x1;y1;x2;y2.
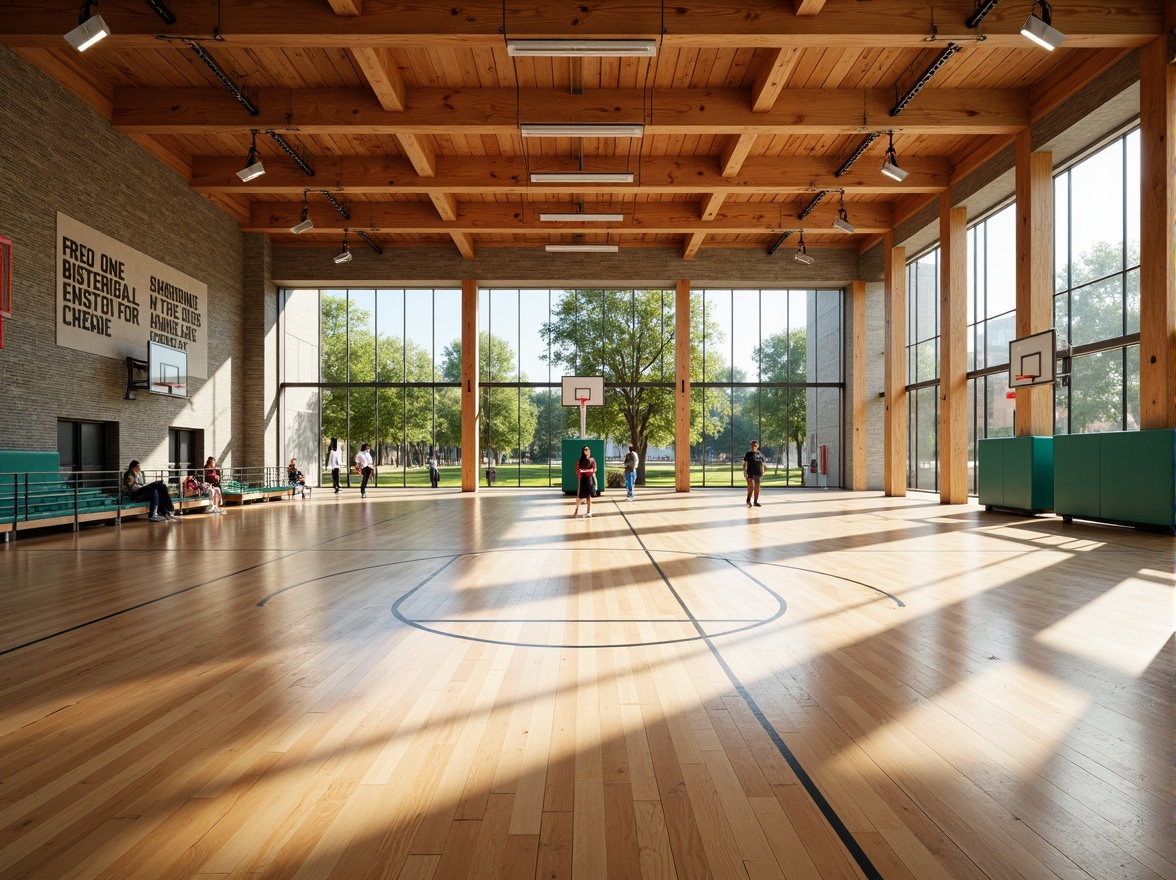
573;445;597;517
623;444;639;500
743;439;765;508
327;440;343;493
428;454;440;488
355;442;374;498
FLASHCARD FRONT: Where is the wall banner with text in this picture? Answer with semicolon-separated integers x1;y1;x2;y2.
56;213;208;378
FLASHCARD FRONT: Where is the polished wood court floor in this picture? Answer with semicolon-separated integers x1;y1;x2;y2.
0;488;1171;880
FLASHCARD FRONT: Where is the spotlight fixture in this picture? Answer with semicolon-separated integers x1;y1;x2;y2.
832;192;855;233
520;124;645;139
530;171;636;184
290;193;313;233
539;213;624;222
333;232;353;264
797;191;828;221
890;44;958;116
834;132;880;178
545;244;620;253
265;131;314;177
767;230;793;256
881;132;909;182
236;131;265;182
507;39;657;57
356;230;383;255
965;0;1001;28
64;2;110;51
794;231;814;266
1020;0;1065;50
144;0;176;25
187;40;259;116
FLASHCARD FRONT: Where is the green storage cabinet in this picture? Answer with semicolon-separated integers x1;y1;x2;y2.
1055;429;1175;530
561;438;606;495
978;436;1054;514
1052;433;1102;518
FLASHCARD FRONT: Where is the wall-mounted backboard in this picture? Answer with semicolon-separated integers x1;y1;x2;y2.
1008;329;1056;388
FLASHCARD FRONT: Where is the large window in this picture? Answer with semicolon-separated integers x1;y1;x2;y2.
1053;128;1141;434
907;125;1141;495
693;289;843;488
280;288;462;489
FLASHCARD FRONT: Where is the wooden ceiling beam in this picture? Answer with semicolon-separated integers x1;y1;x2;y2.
430;192;459;221
720;134;758;177
192;153;952;194
350;47;406;112
450;232;475;259
683;233;707;260
246;199;893;234
699;193;726;221
397;133;436;177
751;47;800;112
115;87;1029;135
326;0;361;15
0;1;1161;48
793;0;827;17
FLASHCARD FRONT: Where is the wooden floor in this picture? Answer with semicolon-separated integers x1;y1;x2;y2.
0;488;1171;880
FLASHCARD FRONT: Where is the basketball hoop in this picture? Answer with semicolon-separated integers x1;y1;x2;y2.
1014;375;1033;381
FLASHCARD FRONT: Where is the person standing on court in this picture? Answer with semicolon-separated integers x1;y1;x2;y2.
327;440;343;493
428;453;440;488
573;445;597;517
623;444;639;500
743;439;765;507
355;442;374;498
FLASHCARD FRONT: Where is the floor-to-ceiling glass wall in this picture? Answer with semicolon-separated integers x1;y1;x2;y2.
1053;127;1141;434
280;287;462;489
906;251;940;492
692;288;844;488
478;288;677;487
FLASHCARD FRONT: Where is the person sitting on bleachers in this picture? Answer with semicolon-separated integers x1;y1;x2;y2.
182;472;226;514
123;460;178;523
203;457;221;487
288;458;308;497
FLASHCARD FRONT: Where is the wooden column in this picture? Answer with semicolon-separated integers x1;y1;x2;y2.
460;278;479;492
675;280;692;492
1138;34;1175;429
939;197;968;503
883;239;907;497
1014;132;1054;437
850;280;867;491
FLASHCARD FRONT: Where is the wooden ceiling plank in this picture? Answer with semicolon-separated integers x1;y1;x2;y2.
350;47;406;111
111;86;1031;135
751;47;800;111
15;48;113;116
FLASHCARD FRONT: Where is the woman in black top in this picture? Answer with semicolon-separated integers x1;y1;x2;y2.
573;446;597;518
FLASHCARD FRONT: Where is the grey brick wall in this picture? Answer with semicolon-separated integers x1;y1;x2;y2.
0;45;246;472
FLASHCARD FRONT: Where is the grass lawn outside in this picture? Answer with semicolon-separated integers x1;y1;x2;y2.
321;462;808;489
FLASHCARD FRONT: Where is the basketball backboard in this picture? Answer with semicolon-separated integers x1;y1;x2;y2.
561;375;605;406
1008;330;1056;388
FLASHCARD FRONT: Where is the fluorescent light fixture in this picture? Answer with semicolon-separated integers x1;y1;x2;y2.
881;133;909;182
520;123;645;139
833;213;855;234
530;171;635;184
290;216;313;234
237;132;264;182
1021;0;1065;50
507;39;657;57
64;5;110;51
539;213;624;222
794;231;814;265
545;244;620;253
333;244;352;264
